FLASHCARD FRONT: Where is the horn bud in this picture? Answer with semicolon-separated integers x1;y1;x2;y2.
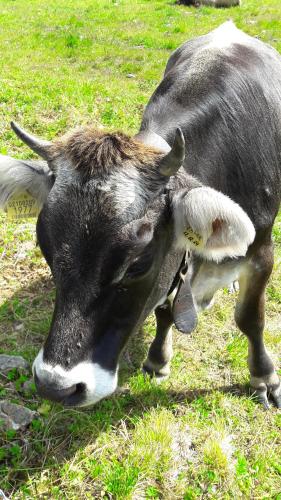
159;127;185;176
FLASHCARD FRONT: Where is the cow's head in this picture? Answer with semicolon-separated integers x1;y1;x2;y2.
0;123;255;406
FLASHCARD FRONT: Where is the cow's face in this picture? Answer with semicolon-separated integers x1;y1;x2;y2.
0;123;255;406
34;154;172;407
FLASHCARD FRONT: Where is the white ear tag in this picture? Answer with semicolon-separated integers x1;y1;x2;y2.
183;227;203;248
6;191;40;220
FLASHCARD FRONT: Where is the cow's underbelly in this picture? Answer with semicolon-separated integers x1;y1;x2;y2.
190;258;247;311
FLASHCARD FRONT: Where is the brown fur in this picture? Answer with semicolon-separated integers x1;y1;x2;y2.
50;127;163;176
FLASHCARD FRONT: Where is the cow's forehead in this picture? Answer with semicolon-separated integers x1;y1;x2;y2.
47;168;150;225
41;170;166;271
84;168;145;216
47;127;166;213
39;172;163;293
49;127;163;178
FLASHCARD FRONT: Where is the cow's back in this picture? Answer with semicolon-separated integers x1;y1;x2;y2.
140;22;281;232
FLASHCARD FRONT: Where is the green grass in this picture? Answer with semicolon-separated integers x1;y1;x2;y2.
0;0;281;498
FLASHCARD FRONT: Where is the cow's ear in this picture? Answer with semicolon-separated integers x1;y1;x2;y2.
0;155;54;211
172;186;255;261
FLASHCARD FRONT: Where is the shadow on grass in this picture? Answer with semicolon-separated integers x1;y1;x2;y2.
3;384;248;492
2;379;250;495
0;276;249;495
0;275;147;493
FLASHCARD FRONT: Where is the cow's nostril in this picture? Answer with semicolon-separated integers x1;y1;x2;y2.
34;372;77;403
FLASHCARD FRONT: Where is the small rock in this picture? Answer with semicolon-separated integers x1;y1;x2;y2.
15;251;28;261
22;379;35;395
0;355;29;375
0;401;36;430
14;323;24;332
126;73;135;78
0;411;14;430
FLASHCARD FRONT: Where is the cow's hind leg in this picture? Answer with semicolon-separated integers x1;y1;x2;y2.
143;302;173;381
235;242;281;408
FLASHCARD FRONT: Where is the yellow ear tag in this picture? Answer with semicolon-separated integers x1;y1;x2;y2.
6;191;40;220
183;227;203;248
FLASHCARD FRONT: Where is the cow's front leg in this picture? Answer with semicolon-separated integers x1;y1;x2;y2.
143;302;174;381
235;242;281;409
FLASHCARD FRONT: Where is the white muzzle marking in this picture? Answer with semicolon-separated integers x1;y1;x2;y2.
33;349;118;407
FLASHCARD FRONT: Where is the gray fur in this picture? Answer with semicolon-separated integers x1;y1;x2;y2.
179;0;240;6
141;21;281;230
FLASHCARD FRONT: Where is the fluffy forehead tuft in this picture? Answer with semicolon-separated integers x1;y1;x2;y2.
50;127;163;177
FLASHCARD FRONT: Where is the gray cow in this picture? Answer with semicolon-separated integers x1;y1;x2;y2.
179;1;240;7
0;22;280;409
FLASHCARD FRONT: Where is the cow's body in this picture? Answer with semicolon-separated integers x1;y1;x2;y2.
139;20;281;311
139;23;281;406
141;22;281;232
179;1;240;6
1;22;280;408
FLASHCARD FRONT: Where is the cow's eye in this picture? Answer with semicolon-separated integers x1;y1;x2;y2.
123;254;153;282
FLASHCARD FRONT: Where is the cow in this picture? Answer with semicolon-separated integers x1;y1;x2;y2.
0;21;280;409
178;0;240;7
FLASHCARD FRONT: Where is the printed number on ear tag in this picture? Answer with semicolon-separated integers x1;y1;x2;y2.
6;191;40;220
183;227;203;248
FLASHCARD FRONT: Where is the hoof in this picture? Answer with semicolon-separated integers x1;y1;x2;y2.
228;280;239;294
250;373;281;409
142;360;170;383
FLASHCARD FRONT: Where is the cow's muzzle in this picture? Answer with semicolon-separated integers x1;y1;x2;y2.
32;349;118;407
34;369;85;404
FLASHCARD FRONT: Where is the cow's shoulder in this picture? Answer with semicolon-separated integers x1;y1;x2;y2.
165;21;280;77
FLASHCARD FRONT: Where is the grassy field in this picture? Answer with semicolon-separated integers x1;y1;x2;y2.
0;0;281;498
